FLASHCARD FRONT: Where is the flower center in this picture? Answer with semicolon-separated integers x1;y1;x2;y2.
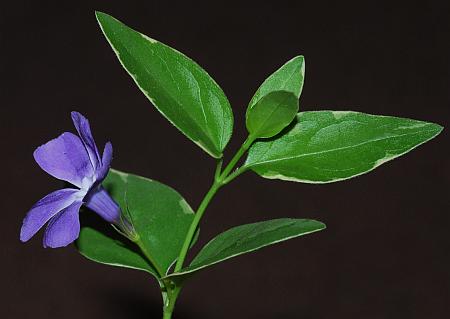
80;176;95;193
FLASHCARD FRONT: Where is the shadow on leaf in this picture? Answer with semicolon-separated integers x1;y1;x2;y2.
77;207;145;260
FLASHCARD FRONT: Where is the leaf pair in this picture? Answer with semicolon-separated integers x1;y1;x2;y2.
77;170;196;278
242;53;442;183
77;170;325;280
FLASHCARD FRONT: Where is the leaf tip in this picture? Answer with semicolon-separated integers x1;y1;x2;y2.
95;11;121;29
293;55;305;62
94;10;107;21
424;121;444;140
291;55;305;70
435;123;444;133
317;221;327;230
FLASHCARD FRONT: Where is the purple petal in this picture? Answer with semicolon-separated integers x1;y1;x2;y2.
34;132;94;188
43;200;83;248
96;142;113;182
85;186;121;223
20;189;81;242
71;111;101;171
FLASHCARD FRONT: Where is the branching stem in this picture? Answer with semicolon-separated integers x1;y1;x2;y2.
174;135;256;273
137;135;256;319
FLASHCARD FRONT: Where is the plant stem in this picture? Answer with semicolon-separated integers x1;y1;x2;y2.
174;179;221;272
221;164;248;185
214;158;223;181
161;285;181;319
174;135;256;273
163;310;172;319
135;135;257;319
162;310;172;319
218;136;255;181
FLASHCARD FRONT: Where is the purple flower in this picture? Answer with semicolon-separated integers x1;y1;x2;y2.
20;112;121;248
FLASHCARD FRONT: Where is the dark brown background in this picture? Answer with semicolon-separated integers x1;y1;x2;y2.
2;1;449;318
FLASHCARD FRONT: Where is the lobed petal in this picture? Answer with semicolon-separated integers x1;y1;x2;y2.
71;111;101;172
84;185;121;223
43;200;83;248
34;132;94;188
20;188;81;242
95;142;113;183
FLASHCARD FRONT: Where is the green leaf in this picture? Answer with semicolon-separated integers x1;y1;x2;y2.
77;169;197;276
165;218;325;279
248;55;305;109
96;12;233;158
244;111;443;183
246;91;299;138
77;226;159;278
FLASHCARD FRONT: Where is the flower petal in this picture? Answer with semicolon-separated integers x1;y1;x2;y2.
34;132;94;187
71;111;101;171
20;188;81;242
43;200;83;248
85;186;121;223
96;142;113;182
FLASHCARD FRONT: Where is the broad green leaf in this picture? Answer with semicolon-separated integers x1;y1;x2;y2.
77;226;159;278
248;55;305;109
96;12;233;158
246;91;299;138
244;111;443;183
77;169;197;276
165;218;325;279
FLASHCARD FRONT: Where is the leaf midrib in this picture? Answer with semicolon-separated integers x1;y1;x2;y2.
251;94;292;136
246;127;436;167
250;60;302;109
194;222;295;263
166;225;324;278
103;21;223;156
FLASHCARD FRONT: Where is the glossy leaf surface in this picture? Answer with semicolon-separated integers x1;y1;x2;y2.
248;55;305;108
166;218;325;279
244;111;443;183
77;169;196;276
96;12;233;158
246;91;299;138
77;226;158;277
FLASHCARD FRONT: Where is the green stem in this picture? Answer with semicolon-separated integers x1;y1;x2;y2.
219;135;255;181
214;158;223;181
162;285;181;319
162;310;172;319
174;179;221;272
222;165;248;185
174;135;256;273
